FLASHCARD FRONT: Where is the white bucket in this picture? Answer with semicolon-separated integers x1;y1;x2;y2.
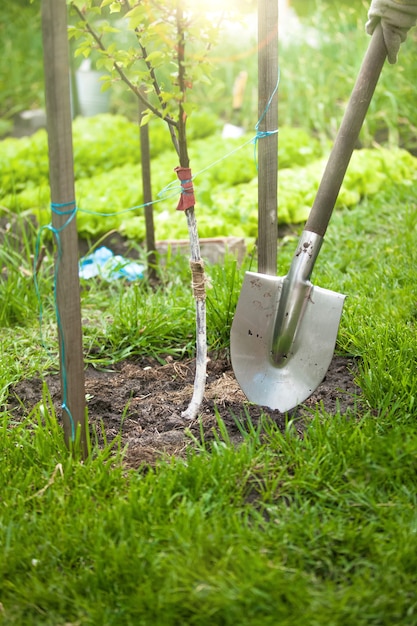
75;61;110;117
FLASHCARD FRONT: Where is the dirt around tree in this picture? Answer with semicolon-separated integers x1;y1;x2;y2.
2;218;361;468
8;354;360;469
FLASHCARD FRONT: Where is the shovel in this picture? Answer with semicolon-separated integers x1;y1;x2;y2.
231;24;387;412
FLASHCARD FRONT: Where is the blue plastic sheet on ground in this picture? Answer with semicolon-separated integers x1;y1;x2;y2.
79;246;144;281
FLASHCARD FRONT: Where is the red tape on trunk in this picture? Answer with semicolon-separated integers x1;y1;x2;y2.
174;166;195;211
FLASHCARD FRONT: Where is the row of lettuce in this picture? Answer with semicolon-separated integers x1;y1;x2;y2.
1;113;416;242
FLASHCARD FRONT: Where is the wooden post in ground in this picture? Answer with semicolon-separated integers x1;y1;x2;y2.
41;0;87;456
258;0;279;275
139;87;157;282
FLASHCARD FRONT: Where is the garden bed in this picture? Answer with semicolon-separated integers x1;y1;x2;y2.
8;353;360;468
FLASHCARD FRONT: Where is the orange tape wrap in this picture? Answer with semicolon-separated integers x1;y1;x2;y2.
175;166;195;211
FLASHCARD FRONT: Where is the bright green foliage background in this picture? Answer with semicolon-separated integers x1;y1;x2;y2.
1;114;416;240
1;0;416;242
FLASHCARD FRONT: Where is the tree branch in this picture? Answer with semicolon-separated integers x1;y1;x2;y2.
70;2;178;129
176;3;189;168
134;33;180;155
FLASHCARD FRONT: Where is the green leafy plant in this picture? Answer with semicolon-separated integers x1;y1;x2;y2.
3;131;416;241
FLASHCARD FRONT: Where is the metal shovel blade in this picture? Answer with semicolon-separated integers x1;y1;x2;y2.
230;271;345;412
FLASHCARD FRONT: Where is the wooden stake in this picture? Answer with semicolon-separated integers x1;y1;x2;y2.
139;87;157;282
258;0;279;275
41;0;87;456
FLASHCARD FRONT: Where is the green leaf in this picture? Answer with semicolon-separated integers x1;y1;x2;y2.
125;14;145;30
74;40;93;59
159;91;177;104
67;25;77;40
140;110;153;127
99;77;113;92
145;51;166;68
107;42;117;56
100;0;114;6
125;5;146;18
101;23;121;34
96;57;115;73
182;102;197;116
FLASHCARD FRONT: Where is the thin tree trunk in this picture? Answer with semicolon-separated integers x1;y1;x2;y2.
176;1;207;420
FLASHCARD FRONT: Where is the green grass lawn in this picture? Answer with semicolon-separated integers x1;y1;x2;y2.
1;176;417;624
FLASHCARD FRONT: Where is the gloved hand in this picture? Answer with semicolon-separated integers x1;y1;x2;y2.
366;0;417;63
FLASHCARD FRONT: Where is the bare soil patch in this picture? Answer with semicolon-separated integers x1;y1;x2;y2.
8;354;360;468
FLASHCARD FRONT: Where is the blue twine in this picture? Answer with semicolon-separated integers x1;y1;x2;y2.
34;201;77;441
178;179;194;198
256;68;280;130
253;69;280;168
51;200;77;215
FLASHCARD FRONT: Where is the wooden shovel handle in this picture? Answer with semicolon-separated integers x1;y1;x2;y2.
305;24;387;237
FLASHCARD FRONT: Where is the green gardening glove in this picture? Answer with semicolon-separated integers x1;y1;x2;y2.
366;0;417;63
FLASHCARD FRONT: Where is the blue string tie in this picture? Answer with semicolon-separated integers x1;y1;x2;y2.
34;200;78;441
